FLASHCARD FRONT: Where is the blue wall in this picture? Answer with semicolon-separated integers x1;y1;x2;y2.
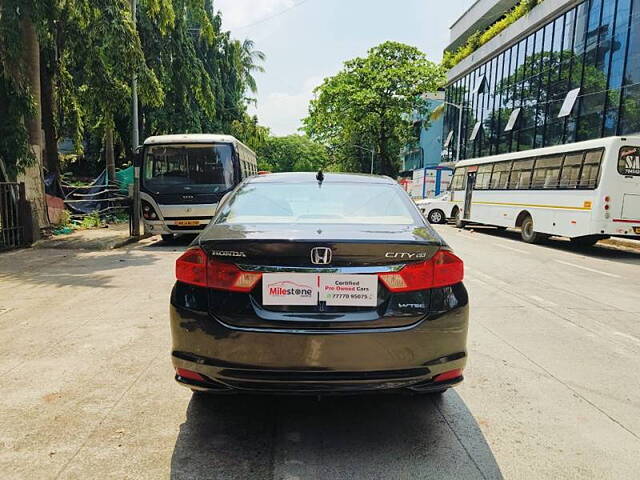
402;97;444;171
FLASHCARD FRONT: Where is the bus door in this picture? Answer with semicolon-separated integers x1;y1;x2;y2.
464;166;478;220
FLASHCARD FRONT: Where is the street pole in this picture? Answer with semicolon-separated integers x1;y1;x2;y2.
455;104;463;163
130;0;141;236
370;146;374;174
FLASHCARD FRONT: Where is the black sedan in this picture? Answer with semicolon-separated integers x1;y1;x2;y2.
170;172;469;394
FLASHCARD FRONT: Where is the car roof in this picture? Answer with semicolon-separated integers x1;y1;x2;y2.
247;172;396;184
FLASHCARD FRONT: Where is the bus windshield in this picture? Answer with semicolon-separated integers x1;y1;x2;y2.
143;143;235;194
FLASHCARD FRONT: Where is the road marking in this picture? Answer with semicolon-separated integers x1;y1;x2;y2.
493;243;530;255
554;260;621;278
527;294;557;307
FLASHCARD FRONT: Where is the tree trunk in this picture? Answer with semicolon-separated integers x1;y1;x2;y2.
105;126;116;185
40;49;59;177
18;13;48;238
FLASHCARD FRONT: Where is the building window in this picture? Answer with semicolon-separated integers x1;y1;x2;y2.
444;0;640;161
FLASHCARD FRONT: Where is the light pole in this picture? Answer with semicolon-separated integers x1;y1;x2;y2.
349;144;376;174
441;100;465;163
130;0;141;236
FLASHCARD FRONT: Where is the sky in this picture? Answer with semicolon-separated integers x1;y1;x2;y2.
215;0;475;136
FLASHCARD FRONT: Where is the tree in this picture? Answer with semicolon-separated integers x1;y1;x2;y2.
303;41;445;177
256;135;331;172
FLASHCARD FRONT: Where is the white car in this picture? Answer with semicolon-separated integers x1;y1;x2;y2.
414;193;457;224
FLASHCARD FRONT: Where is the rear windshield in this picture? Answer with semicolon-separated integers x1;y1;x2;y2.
142;143;235;193
619;147;640;176
215;182;419;225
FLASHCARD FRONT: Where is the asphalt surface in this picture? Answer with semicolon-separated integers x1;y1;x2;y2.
1;229;639;479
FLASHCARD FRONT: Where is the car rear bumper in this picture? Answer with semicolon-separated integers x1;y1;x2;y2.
170;301;468;394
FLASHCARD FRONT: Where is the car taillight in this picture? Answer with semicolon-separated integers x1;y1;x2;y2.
175;248;262;292
207;258;262;292
175;247;207;287
378;250;463;292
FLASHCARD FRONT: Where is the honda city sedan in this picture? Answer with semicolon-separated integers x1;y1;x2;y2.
170;172;469;395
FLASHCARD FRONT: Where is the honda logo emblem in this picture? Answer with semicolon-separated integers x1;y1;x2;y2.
310;247;332;265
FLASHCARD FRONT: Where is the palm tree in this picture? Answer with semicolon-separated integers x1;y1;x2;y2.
240;39;265;95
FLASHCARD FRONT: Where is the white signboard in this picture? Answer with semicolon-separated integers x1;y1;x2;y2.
319;274;378;307
262;273;318;306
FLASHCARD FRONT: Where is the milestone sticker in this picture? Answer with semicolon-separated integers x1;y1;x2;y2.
319;274;378;307
262;273;318;306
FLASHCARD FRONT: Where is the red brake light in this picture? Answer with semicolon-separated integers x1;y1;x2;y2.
433;368;463;383
207;258;262;292
175;248;207;287
176;248;262;291
378;250;463;292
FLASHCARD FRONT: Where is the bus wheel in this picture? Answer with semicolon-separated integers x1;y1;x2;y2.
454;209;466;229
570;235;607;247
428;209;445;224
520;216;542;243
161;234;174;242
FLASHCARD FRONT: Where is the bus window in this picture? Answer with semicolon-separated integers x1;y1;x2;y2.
475;164;493;190
559;152;584;188
451;168;466;190
579;149;603;188
532;155;562;189
489;162;512;189
508;159;534;190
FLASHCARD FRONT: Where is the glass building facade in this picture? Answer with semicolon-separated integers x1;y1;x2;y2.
443;0;640;162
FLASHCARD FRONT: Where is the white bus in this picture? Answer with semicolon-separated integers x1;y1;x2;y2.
448;136;640;246
139;134;257;240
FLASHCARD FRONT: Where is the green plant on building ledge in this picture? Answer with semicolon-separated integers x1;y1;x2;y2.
443;0;544;70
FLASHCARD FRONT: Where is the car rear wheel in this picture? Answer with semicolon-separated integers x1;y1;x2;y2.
428;209;445;224
520;216;544;243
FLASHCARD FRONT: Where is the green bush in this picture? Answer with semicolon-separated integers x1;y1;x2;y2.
443;0;543;69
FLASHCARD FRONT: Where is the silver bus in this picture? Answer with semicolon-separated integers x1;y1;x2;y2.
139;134;257;240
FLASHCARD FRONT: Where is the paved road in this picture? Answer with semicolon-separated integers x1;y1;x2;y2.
0;230;639;479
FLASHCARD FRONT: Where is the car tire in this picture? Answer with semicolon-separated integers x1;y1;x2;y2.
428;209;445;224
520;216;544;244
161;234;174;242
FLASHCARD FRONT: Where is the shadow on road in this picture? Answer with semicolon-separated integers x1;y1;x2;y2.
0;249;161;288
171;391;502;480
461;225;640;266
140;235;197;252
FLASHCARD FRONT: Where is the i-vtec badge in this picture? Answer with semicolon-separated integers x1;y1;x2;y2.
210;250;246;257
385;252;428;259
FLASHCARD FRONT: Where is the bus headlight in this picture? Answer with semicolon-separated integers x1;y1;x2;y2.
142;200;160;221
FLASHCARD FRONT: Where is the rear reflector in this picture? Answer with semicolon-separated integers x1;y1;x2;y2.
378;249;464;292
433;368;463;383
175;248;262;292
176;368;206;382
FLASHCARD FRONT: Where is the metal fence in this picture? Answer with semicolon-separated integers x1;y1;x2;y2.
0;182;26;250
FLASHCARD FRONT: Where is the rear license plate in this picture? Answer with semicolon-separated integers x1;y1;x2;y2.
262;273;378;307
634;226;640;234
175;220;200;227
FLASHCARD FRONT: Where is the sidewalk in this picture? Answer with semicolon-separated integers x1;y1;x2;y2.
32;223;148;250
601;236;640;251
